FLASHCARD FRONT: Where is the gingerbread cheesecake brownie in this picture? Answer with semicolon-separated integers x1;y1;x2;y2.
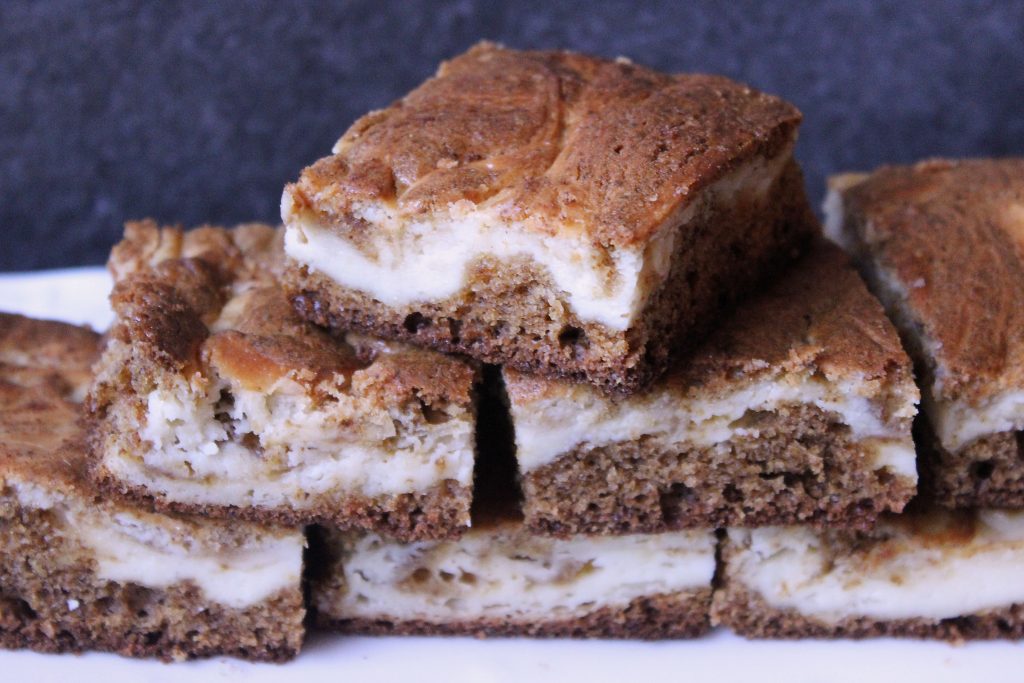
714;507;1024;640
0;313;305;661
825;159;1024;507
282;41;817;394
505;241;919;535
88;221;478;539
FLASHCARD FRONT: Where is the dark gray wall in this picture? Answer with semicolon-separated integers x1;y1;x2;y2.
2;0;1022;270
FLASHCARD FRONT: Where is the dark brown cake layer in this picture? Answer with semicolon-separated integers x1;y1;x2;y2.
287;158;816;395
316;589;711;640
520;404;914;536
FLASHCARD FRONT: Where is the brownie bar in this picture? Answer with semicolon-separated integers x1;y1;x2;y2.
825;159;1024;507
505;242;919;535
310;519;714;639
0;313;305;661
714;507;1024;641
87;221;478;540
283;42;817;394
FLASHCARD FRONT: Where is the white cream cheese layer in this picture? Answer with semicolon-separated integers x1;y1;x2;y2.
328;527;715;622
77;518;303;609
509;372;917;478
283;148;791;331
825;187;1023;453
930;390;1024;452
119;374;475;507
9;479;303;609
726;511;1024;622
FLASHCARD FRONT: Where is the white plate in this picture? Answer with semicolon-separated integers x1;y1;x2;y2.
1;267;1021;683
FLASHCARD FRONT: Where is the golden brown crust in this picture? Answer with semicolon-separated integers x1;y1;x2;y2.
0;313;100;399
315;589;711;639
0;315;100;495
667;239;913;399
836;158;1024;403
286;42;800;249
99;220;476;409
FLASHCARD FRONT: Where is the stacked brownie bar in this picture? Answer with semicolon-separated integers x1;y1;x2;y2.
712;158;1024;640
280;42;929;637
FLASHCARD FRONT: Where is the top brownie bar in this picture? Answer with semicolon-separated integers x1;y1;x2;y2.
282;42;817;393
826;159;1024;506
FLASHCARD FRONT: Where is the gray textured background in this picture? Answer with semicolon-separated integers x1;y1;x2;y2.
2;0;1022;271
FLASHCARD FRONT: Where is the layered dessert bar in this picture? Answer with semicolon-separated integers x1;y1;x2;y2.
505;242;919;535
714;508;1024;640
310;390;715;639
311;522;715;639
282;41;817;394
0;313;305;661
825;159;1024;507
88;221;478;540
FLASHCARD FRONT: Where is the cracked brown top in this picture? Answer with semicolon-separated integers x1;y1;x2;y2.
0;314;100;493
285;42;801;248
508;241;916;414
836;159;1024;403
106;221;477;408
